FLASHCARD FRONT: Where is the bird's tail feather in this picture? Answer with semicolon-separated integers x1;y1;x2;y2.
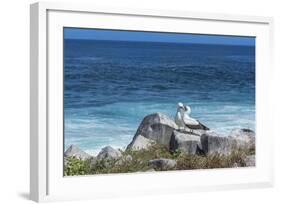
199;122;209;130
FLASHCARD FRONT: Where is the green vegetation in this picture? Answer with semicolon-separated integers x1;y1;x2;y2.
64;156;91;176
64;144;255;176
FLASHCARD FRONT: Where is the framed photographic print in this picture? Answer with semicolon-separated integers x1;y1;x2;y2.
30;2;274;202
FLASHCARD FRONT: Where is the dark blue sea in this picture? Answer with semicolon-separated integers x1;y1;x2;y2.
64;39;255;154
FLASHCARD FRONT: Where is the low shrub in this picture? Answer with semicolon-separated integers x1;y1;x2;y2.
64;145;255;176
64;157;91;176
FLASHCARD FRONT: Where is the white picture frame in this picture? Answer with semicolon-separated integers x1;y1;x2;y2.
30;1;274;202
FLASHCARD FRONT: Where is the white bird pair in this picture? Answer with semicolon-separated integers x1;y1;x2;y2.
175;102;209;133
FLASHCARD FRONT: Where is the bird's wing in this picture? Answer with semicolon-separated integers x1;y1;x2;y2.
177;112;185;125
183;114;199;125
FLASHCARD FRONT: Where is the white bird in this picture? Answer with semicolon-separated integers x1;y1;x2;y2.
175;102;186;130
175;102;209;132
183;105;209;131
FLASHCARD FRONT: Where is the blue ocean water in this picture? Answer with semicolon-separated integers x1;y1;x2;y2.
64;39;255;155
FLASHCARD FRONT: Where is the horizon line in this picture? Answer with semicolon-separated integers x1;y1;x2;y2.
64;38;255;47
64;28;255;46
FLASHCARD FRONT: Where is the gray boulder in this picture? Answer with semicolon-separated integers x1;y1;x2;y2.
128;113;178;149
148;158;177;170
115;155;133;166
200;133;236;155
64;144;92;160
97;146;122;161
229;128;255;150
127;135;155;151
89;157;98;168
245;155;255;167
169;130;201;155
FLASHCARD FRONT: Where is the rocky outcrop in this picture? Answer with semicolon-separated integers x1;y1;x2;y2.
127;135;155;151
64;113;257;175
200;129;255;155
229;128;255;150
128;113;178;148
64;145;92;160
170;130;201;155
97;146;122;161
148;158;177;170
200;133;237;155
